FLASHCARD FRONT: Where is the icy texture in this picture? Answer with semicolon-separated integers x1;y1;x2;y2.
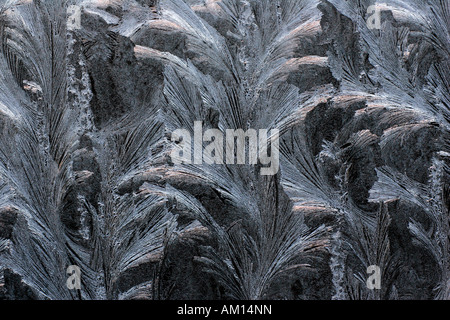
0;0;448;300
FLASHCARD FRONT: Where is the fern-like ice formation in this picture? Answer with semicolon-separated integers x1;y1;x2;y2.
0;0;448;300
